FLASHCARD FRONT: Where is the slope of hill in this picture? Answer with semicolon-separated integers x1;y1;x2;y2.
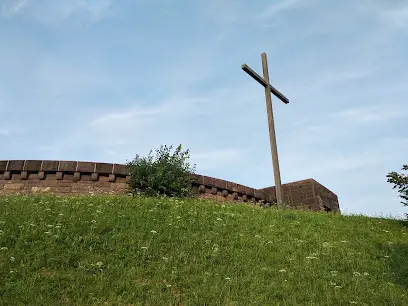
0;195;407;305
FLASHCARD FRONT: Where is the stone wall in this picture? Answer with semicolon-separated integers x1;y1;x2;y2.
0;160;340;213
259;179;340;213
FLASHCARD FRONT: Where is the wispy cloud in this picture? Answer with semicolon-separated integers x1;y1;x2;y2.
0;0;27;17
258;0;312;19
329;105;406;125
1;0;113;23
361;0;408;28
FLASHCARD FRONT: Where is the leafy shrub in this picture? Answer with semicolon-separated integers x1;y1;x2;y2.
387;164;408;206
126;144;196;198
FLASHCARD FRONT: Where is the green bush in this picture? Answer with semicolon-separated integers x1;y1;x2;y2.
387;164;408;206
126;144;196;198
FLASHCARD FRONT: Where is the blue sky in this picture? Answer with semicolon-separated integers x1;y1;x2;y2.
0;0;407;219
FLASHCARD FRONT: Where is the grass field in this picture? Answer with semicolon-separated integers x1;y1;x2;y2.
0;195;407;305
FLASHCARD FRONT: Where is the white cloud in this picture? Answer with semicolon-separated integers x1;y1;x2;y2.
1;0;112;23
361;0;408;28
0;0;27;16
329;105;406;124
258;0;312;19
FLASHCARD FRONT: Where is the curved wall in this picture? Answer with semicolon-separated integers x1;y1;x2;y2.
0;160;275;205
0;160;341;212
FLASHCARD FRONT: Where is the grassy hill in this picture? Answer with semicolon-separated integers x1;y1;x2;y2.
0;195;407;305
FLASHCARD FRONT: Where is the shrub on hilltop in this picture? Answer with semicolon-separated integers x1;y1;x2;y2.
387;164;408;211
126;144;196;198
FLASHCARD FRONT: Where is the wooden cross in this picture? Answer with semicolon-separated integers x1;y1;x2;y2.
242;52;289;205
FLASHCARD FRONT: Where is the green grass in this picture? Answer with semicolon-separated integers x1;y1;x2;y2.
0;195;407;305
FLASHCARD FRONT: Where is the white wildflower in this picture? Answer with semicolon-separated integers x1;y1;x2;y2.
150;230;157;234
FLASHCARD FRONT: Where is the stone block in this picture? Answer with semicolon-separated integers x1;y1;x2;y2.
91;173;98;181
236;184;246;194
76;162;95;173
59;161;77;172
58;181;73;188
31;187;51;194
7;160;24;171
198;185;205;194
21;171;28;180
41;160;59;171
73;172;81;182
214;179;227;189
94;181;111;188
24;160;42;171
95;163;113;174
112;183;127;190
0;161;8;172
76;181;94;188
58;186;72;193
246;188;255;197
226;181;236;192
41;180;58;187
203;176;216;187
4;172;11;180
4;183;24;190
113;164;128;176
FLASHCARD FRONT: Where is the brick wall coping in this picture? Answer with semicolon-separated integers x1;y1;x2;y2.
260;178;337;198
0;160;276;203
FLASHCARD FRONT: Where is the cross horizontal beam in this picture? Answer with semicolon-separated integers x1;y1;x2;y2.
241;64;289;104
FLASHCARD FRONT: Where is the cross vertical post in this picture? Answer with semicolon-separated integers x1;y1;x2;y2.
241;52;289;205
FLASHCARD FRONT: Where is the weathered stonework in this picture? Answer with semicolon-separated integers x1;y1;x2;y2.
0;160;340;213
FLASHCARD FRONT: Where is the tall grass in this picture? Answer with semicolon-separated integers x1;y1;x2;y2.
0;195;407;305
